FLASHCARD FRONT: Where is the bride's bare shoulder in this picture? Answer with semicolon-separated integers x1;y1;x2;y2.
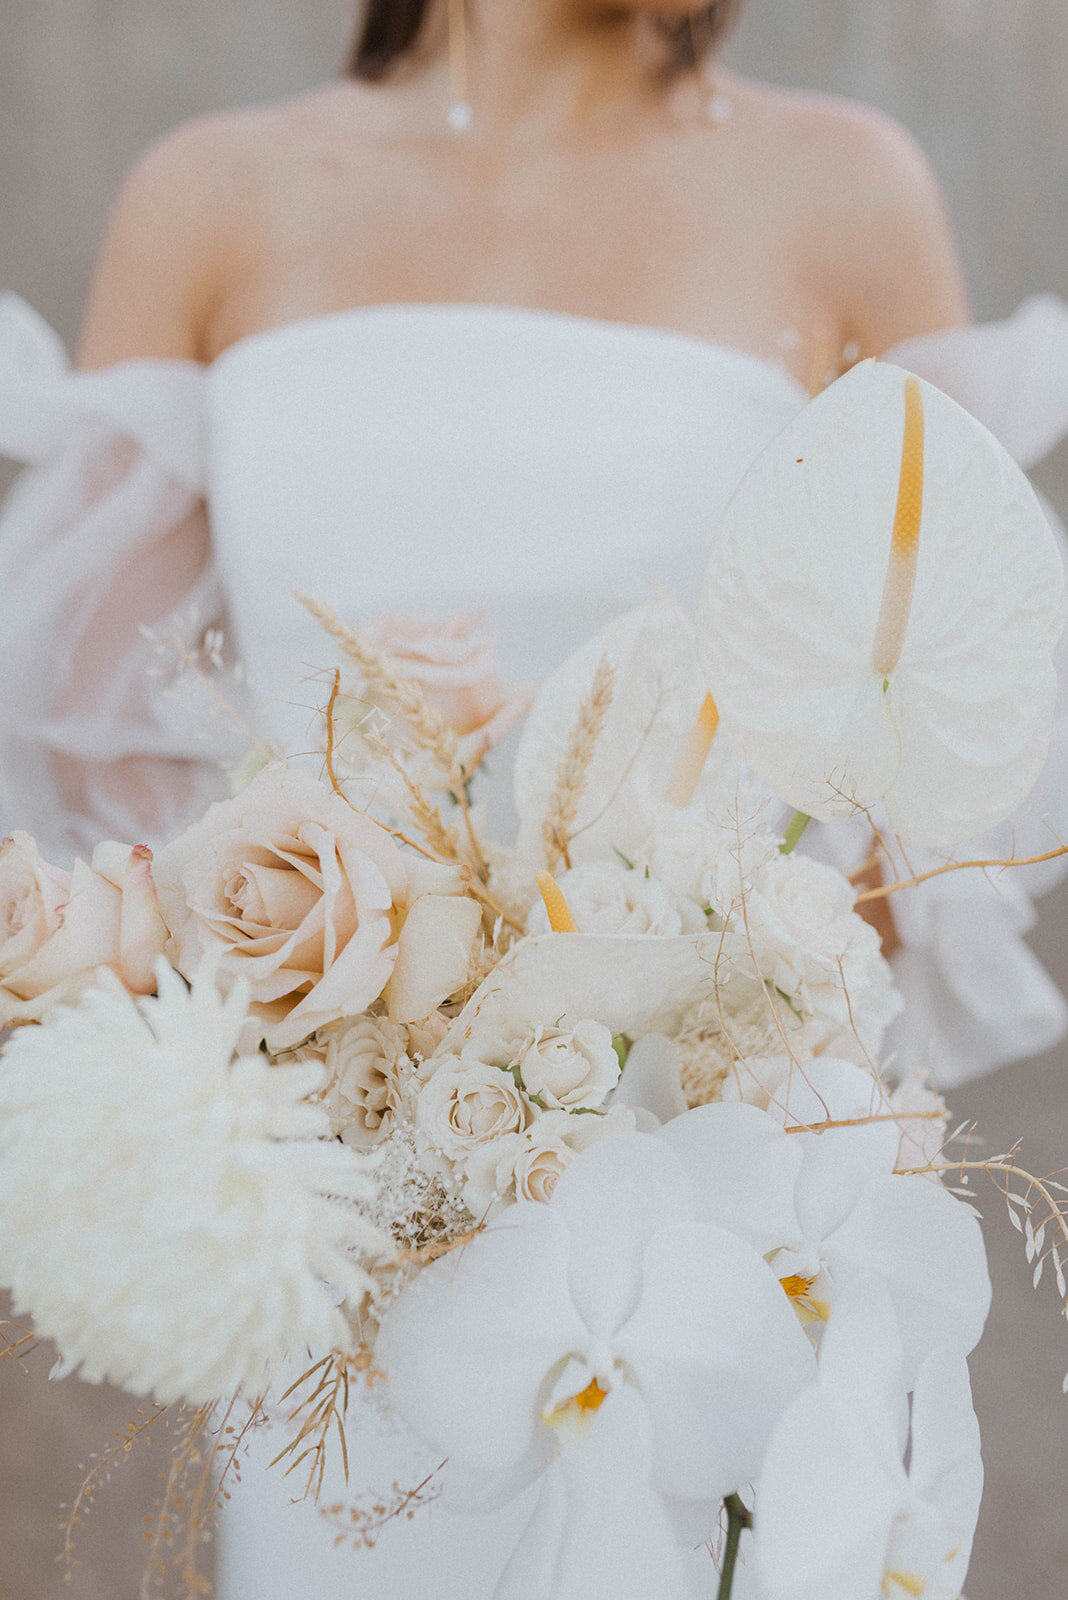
76;85;390;367
722;76;971;345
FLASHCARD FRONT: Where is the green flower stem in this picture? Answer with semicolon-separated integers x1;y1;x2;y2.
779;810;812;855
717;1492;753;1600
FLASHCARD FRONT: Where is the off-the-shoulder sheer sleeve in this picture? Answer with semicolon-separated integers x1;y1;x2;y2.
0;295;234;860
813;297;1068;1088
885;294;1068;469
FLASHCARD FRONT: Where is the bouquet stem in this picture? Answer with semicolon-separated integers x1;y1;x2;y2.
717;1492;753;1600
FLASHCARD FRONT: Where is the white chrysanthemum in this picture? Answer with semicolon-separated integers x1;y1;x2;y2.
0;962;384;1406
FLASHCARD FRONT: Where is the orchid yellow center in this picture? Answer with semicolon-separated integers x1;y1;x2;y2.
663;693;721;807
872;374;925;678
545;1376;608;1426
536;869;578;933
780;1273;831;1325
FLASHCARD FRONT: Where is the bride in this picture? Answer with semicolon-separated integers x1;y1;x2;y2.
2;1;1068;1595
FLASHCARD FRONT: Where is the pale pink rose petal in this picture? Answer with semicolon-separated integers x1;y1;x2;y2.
386;893;482;1023
97;843;168;995
1;862;119;1013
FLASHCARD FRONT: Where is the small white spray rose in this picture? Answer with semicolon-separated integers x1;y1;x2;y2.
525;859;705;938
518;1020;620;1111
463;1110;576;1216
640;804;779;918
741;852;900;1045
415;1054;531;1160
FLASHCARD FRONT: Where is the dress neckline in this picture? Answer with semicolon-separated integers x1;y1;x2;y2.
208;300;809;401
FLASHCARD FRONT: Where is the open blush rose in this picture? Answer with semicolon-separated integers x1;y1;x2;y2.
363;610;531;765
154;766;481;1050
0;833;167;1025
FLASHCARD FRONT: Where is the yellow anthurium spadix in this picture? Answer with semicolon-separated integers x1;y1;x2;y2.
697;360;1065;847
536;870;578;932
663;693;720;807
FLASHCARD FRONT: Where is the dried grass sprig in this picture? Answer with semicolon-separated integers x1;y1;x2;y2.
296;593;459;775
296;591;490;881
912;1150;1068;1364
58;1403;170;1584
138;1395;265;1600
541;655;615;872
321;1461;446;1551
270;1349;379;1506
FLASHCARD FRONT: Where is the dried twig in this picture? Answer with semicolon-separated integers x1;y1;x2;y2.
856;843;1068;902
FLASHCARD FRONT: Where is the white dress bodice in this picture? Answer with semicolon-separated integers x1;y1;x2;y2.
3;292;1068;1597
205;304;805;723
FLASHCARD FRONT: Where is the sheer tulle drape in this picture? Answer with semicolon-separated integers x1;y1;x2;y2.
0;294;232;860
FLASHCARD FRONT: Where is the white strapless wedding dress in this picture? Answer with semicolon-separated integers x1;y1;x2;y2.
2;294;1068;1597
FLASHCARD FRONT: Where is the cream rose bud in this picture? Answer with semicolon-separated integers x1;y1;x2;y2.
462;1111;575;1216
323;1015;413;1148
525;859;705;937
517;1021;620;1111
641;803;779;916
154;765;478;1051
415;1054;531;1160
0;833;168;1025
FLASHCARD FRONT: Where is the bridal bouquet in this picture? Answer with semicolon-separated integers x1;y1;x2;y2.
1;362;1066;1600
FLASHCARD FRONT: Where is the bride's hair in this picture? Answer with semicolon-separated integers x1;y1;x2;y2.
349;1;741;81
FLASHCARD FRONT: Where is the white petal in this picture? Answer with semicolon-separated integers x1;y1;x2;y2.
385;892;481;1022
616;1223;816;1501
753;1384;900;1600
699;360;1065;846
377;1203;586;1475
907;1349;983;1574
548;1133;693;1337
613;1033;689;1125
497;1386;704;1600
822;1173;991;1386
657;1103;803;1255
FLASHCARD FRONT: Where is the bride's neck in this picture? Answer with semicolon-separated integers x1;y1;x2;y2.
433;0;670;137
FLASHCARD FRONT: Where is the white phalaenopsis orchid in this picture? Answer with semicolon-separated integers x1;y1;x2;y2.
699;360;1065;846
751;1278;983;1600
378;1135;816;1600
659;1062;991;1385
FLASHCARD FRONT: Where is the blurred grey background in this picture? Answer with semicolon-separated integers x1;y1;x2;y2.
1;1;1066;1596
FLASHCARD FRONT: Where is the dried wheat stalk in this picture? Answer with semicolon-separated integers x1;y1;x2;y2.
541;656;615;872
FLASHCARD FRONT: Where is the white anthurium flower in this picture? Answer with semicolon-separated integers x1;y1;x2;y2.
753;1277;983;1600
377;1135;816;1599
659;1063;991;1385
698;360;1065;847
513;596;753;870
440;929;742;1058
